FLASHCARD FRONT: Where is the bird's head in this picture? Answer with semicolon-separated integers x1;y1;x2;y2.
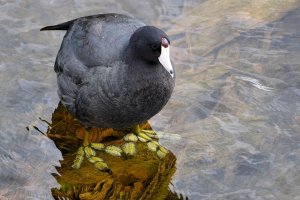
129;26;174;78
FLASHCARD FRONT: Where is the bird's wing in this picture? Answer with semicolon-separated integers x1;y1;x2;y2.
42;13;144;68
45;14;143;115
52;14;144;68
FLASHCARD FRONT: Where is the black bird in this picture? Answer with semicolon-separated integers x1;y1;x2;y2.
41;13;175;170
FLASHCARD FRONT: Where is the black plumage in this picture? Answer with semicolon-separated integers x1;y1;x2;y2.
42;13;175;128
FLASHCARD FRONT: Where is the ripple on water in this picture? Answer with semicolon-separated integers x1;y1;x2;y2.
1;0;300;199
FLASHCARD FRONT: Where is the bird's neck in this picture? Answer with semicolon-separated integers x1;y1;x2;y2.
122;47;157;80
127;60;160;82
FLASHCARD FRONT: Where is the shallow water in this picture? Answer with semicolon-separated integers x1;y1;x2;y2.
1;0;300;199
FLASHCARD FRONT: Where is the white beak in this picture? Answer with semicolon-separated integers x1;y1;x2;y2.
158;45;174;78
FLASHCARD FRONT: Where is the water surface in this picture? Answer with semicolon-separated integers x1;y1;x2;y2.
0;0;300;199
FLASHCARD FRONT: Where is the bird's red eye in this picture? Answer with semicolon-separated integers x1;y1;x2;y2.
161;37;169;48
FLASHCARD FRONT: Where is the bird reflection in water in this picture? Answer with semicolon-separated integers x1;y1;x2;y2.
44;103;186;200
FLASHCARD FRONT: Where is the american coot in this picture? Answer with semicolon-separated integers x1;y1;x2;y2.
41;13;175;170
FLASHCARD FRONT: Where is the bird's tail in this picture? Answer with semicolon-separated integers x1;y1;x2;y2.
40;19;76;31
